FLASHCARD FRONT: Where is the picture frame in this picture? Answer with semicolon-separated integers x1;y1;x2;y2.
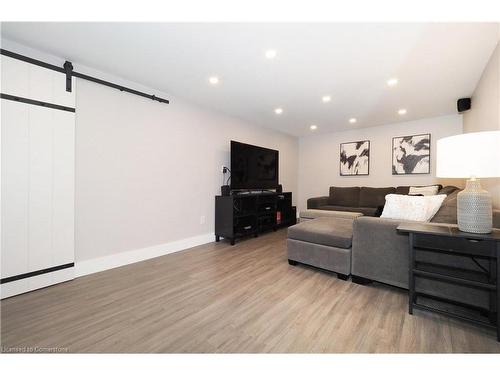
340;140;370;176
392;133;431;175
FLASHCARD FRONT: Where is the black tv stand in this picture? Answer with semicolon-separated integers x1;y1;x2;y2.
215;191;296;245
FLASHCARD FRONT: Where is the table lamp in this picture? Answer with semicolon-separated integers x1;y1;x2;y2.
436;130;500;234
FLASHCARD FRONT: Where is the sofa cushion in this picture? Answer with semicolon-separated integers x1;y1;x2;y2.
430;189;460;224
328;186;360;207
395;185;443;195
359;187;395;207
300;209;363;220
494;210;500;229
288;217;353;248
437;185;459;196
409;185;439;196
319;205;379;216
395;186;410;195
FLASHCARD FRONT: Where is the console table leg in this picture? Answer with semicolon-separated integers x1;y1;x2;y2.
215;235;220;242
489;257;496;323
408;233;415;315
497;244;499;341
230;238;235;246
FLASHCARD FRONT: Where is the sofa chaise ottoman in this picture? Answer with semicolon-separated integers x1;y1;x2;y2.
287;217;355;279
299;209;362;221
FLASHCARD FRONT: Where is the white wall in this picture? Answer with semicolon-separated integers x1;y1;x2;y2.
463;40;500;133
297;115;463;212
75;80;298;262
1;40;298;269
463;39;500;209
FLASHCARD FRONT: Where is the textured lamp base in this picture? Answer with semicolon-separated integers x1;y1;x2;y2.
457;179;492;234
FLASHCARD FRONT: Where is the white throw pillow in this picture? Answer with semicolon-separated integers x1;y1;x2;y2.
381;194;447;222
408;185;439;196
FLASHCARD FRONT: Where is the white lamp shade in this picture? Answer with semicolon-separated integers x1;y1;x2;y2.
436;130;500;178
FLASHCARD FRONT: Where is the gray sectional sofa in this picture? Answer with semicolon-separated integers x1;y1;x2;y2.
287;185;500;308
306;185;445;217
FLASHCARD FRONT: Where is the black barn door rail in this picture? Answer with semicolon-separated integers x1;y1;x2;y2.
1;49;169;104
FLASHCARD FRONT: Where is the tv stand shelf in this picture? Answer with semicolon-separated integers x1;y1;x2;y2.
215;192;296;245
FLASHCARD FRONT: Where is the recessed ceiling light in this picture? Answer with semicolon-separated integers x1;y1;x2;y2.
322;96;331;103
265;49;277;59
349;118;357;124
274;108;283;115
398;108;407;115
387;78;398;87
208;76;219;85
310;125;318;130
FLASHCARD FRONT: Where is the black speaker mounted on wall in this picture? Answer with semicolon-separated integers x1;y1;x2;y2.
457;98;471;113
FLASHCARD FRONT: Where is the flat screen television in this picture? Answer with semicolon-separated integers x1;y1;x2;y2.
230;141;279;190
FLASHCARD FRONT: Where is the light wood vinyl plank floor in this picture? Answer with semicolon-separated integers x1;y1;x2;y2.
1;229;499;353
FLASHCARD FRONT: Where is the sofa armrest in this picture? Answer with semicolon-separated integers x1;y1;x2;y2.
494;210;500;229
307;196;329;209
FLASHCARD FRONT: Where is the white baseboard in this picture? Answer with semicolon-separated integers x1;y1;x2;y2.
75;233;214;277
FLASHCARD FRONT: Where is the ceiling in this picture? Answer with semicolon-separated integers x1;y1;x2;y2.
1;23;499;136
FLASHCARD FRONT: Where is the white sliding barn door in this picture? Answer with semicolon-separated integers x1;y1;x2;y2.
1;54;76;298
